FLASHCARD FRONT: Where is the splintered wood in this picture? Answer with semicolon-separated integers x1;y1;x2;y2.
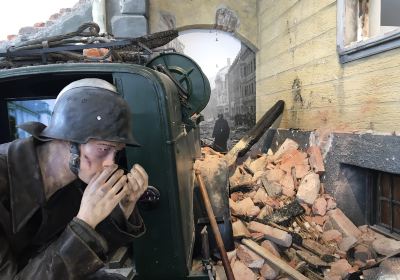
203;138;400;280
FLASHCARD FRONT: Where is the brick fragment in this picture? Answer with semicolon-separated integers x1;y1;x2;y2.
236;244;264;268
248;155;268;173
265;169;285;182
7;35;17;41
296;172;320;205
260;240;281;258
261;178;282;197
49;13;61;21
231;260;257;280
295;164;311;179
33;22;45;27
257;205;273;219
312;197;327;216
327;209;361;238
339;236;358;252
326;197;337;210
273;139;299;160
312;215;328;226
307;145;325;174
329;259;352;278
280;173;295;197
372;237;400;256
232;220;251;238
230;191;243;202
253;187;268;205
229;167;253;188
322;229;343;243
260;262;279;279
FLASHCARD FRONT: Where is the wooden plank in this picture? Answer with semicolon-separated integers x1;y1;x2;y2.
258;27;337;79
260;3;336;63
343;47;400;77
257;45;400;97
257;54;340;94
242;239;309;280
258;0;298;27
258;59;400;108
259;0;336;46
257;100;400;132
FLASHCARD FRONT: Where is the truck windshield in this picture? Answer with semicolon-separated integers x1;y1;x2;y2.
7;99;55;140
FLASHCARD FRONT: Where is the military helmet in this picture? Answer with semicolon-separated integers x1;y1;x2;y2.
19;78;140;146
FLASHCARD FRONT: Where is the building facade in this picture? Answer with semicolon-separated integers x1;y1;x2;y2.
226;43;256;126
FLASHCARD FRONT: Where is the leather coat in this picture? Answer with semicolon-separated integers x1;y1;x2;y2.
0;137;145;279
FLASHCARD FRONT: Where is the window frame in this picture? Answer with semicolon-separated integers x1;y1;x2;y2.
337;0;400;63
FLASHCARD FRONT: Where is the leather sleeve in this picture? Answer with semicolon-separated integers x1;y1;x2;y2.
96;206;145;253
0;219;105;280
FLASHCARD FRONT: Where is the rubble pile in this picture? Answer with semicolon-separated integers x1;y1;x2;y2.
208;139;400;280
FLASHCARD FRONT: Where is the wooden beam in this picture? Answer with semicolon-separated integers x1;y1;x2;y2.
241;239;309;280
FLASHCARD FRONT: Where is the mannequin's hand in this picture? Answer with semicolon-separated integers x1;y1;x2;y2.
119;164;148;219
77;164;128;228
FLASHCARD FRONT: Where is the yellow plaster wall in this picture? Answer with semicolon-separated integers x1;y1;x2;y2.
257;0;400;133
148;0;258;50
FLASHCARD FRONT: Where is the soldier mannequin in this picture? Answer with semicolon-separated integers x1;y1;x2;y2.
0;79;148;279
212;113;230;153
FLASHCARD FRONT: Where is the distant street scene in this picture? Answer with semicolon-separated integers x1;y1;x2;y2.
178;30;256;151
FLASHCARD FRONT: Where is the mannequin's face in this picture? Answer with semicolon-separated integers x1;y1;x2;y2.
78;139;125;183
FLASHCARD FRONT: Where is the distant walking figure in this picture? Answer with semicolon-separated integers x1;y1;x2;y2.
212;113;230;152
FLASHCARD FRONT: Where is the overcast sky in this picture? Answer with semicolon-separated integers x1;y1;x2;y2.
179;29;241;86
0;0;78;40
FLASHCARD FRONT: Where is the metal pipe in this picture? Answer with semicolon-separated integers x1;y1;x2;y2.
195;170;235;280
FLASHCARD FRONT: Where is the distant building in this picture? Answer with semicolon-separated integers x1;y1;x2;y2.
202;86;218;121
226;43;256;126
214;59;231;117
7;100;53;139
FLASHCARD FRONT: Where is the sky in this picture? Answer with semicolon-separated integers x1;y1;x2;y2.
178;29;241;87
0;0;78;41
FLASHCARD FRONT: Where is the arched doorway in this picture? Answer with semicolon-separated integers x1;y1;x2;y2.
177;29;256;150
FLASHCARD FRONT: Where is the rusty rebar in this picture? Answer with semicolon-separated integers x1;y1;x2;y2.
195;169;235;280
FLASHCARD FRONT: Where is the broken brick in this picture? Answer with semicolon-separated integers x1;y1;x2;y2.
327;209;361;238
260;262;279;279
307;146;325;174
261;179;282;197
260;240;281;258
231;260;257;280
312;197;327;216
273;138;299;160
253;187;268;205
248;155;268;173
296;172;320;205
257;205;274;219
232;220;251;238
294;164;311;179
322;229;343;243
265;169;285;182
329;259;352;278
236;244;264;268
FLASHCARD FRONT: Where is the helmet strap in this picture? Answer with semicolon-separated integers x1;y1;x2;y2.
69;143;80;175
